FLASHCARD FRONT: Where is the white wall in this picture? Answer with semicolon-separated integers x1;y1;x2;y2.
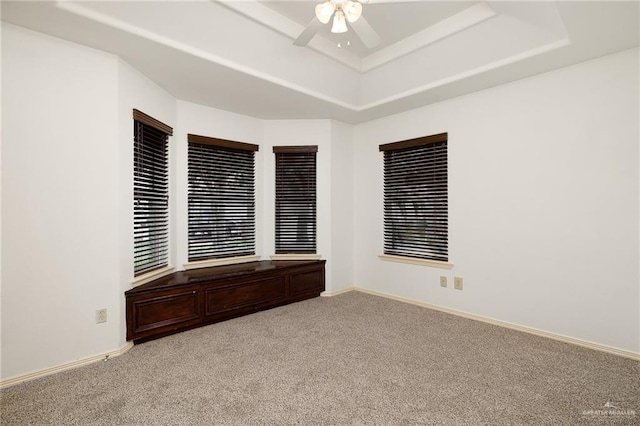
330;121;355;293
175;101;264;268
353;48;639;353
1;23;121;379
117;59;176;346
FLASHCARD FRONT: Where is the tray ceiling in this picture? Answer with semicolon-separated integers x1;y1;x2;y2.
1;1;638;123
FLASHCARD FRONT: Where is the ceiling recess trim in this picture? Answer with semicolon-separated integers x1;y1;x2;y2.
55;0;358;110
220;0;499;73
360;37;572;111
362;2;498;71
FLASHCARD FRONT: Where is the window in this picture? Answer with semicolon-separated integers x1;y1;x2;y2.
188;134;258;261
133;109;172;276
379;133;448;262
274;146;317;254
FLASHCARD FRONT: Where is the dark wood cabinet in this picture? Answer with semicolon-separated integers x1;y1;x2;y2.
125;260;325;343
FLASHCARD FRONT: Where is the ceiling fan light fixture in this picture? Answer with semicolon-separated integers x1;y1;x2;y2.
343;1;362;23
331;10;348;33
315;1;336;24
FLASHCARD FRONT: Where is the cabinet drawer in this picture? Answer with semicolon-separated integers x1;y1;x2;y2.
130;289;199;336
290;269;324;295
205;276;287;315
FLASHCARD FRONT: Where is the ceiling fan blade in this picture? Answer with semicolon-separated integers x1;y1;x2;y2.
350;15;381;49
294;17;324;47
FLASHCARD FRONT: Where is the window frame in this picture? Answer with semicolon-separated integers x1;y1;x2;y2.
378;132;452;269
273;145;318;256
132;109;173;280
186;133;259;266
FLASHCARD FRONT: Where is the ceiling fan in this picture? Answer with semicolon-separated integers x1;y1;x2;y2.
294;0;381;49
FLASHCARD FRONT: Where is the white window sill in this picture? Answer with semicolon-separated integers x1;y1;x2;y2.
183;255;261;270
270;254;322;261
131;265;175;287
378;254;454;269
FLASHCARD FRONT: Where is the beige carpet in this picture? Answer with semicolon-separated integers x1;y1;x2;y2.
1;291;638;425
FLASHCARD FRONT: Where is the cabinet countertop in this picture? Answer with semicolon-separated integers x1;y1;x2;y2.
127;259;326;294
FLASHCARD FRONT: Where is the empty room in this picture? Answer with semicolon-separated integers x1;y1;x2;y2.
1;0;638;424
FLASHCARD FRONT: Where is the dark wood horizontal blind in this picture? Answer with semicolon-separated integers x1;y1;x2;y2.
188;138;256;261
133;109;173;136
188;134;258;152
380;134;448;261
274;146;317;254
134;116;171;276
379;132;447;151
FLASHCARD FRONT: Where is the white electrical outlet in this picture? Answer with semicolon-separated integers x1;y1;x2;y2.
454;277;463;290
440;276;447;287
96;309;107;324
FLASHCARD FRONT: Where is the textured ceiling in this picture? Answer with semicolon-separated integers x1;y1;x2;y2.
1;1;638;123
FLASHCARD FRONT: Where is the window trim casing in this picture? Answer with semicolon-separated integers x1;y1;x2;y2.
131;266;175;287
378;254;453;269
184;255;261;270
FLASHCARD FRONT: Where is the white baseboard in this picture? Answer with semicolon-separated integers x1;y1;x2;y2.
4;287;638;389
351;287;639;361
321;287;356;297
0;342;134;389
